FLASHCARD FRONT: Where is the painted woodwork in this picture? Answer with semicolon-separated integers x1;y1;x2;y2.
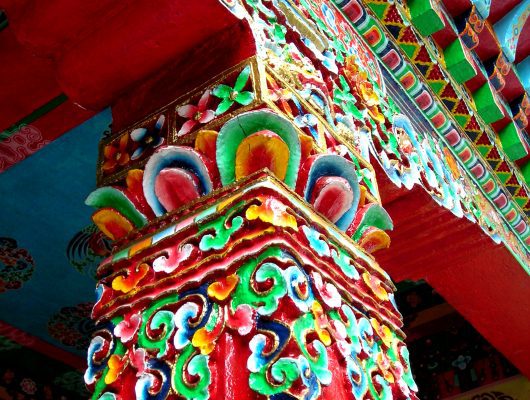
83;0;528;398
335;0;530;266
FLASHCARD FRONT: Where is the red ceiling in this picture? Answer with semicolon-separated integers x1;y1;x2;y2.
376;165;530;378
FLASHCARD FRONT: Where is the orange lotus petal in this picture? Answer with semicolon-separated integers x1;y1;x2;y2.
195;130;218;161
359;227;390;253
118;152;130;166
118;134;129;150
126;169;144;193
102;159;118;173
103;144;117;159
92;208;134;240
112;263;149;293
235;130;290;181
370;318;393;348
207;274;239;301
358;185;367;208
299;133;314;161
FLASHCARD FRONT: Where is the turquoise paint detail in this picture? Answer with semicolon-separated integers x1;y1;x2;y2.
494;0;530;62
471;0;491;19
0;108;112;355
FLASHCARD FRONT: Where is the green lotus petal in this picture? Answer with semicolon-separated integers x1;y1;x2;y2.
235;91;254;106
212;84;232;98
85;187;147;228
216;110;301;188
234;65;251;91
352;204;394;241
215;98;234;115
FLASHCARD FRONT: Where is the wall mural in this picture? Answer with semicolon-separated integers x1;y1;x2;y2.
0;237;35;293
67;224;112;280
0;125;50;174
0;109;112;360
48;302;97;351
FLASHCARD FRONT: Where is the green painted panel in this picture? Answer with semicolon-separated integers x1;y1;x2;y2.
499;122;528;161
408;0;445;36
443;39;476;83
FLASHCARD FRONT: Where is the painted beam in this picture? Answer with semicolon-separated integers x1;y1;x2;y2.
473;82;505;123
407;0;446;36
499;121;529;161
444;38;478;83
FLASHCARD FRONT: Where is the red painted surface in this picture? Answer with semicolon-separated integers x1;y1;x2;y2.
0;26;94;171
0;27;60;132
0;0;128;57
28;101;95;143
1;0;246;111
375;165;530;378
500;69;525;103
425;244;530;378
474;24;501;60
488;0;522;24
111;21;255;131
440;0;472;18
0;0;252;168
464;70;488;93
431;21;458;49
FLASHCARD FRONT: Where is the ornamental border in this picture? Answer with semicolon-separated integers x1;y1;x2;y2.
335;0;530;254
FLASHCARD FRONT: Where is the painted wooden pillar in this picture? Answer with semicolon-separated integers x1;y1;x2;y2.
84;1;419;399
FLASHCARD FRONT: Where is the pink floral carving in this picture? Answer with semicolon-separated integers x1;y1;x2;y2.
114;312;142;343
176;90;215;136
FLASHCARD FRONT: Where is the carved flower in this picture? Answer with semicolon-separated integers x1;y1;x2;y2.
114;312;142;343
343;56;384;123
267;76;292;114
177;90;215;136
20;378;37;395
130;347;147;376
212;65;254;115
452;354;472;370
102;135;130;173
130;115;165;160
